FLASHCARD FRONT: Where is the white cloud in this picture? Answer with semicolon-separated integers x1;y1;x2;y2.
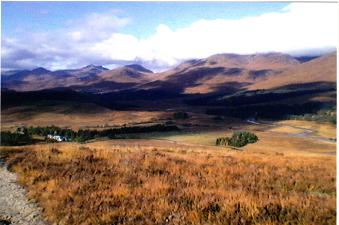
1;3;337;71
135;2;337;65
66;11;130;42
2;11;131;70
91;33;139;60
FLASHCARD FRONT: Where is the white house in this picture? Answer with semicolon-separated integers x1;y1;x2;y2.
47;134;67;142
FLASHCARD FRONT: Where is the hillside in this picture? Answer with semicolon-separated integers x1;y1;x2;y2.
1;64;152;93
165;52;300;74
140;53;302;94
199;52;300;70
1;65;107;91
248;52;336;90
1;52;336;95
142;52;335;94
97;65;152;83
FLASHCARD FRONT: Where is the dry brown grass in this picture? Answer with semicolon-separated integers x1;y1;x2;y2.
0;142;335;225
1;105;168;131
242;131;336;155
157;121;336;156
265;126;303;134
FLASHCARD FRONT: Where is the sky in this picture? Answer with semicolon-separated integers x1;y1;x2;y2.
1;2;337;71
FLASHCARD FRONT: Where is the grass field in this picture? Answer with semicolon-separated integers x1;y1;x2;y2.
0;115;336;225
147;119;336;155
1;104;168;131
275;120;336;139
0;140;336;225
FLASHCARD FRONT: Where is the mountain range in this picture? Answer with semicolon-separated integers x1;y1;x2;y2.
1;51;336;122
2;52;336;94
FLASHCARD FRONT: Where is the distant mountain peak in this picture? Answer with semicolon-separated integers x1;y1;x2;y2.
82;64;108;70
124;64;153;73
31;67;50;74
84;64;96;68
255;52;284;56
253;52;296;59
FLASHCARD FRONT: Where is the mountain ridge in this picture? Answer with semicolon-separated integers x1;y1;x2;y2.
1;52;336;94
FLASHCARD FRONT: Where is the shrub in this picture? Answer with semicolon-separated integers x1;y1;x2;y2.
216;131;258;148
330;116;336;125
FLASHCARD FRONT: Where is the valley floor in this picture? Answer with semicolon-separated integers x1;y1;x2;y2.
0;118;336;225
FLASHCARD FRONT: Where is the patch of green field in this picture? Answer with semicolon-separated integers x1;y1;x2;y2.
151;131;232;146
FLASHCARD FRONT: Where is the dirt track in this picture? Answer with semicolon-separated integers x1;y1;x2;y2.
0;160;46;225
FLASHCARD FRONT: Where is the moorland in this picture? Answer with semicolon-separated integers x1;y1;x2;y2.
0;52;336;225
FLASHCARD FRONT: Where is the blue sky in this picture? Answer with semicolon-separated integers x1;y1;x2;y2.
1;2;337;71
2;2;288;39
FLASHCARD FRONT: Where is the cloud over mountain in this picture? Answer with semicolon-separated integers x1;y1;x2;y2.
2;3;337;71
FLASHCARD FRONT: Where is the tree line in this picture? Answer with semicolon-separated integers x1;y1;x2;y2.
0;131;33;146
1;124;180;146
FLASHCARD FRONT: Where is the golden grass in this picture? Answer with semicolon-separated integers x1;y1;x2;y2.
157;127;336;155
1;106;168;131
157;131;231;146
242;132;336;155
265;126;303;134
0;141;336;225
